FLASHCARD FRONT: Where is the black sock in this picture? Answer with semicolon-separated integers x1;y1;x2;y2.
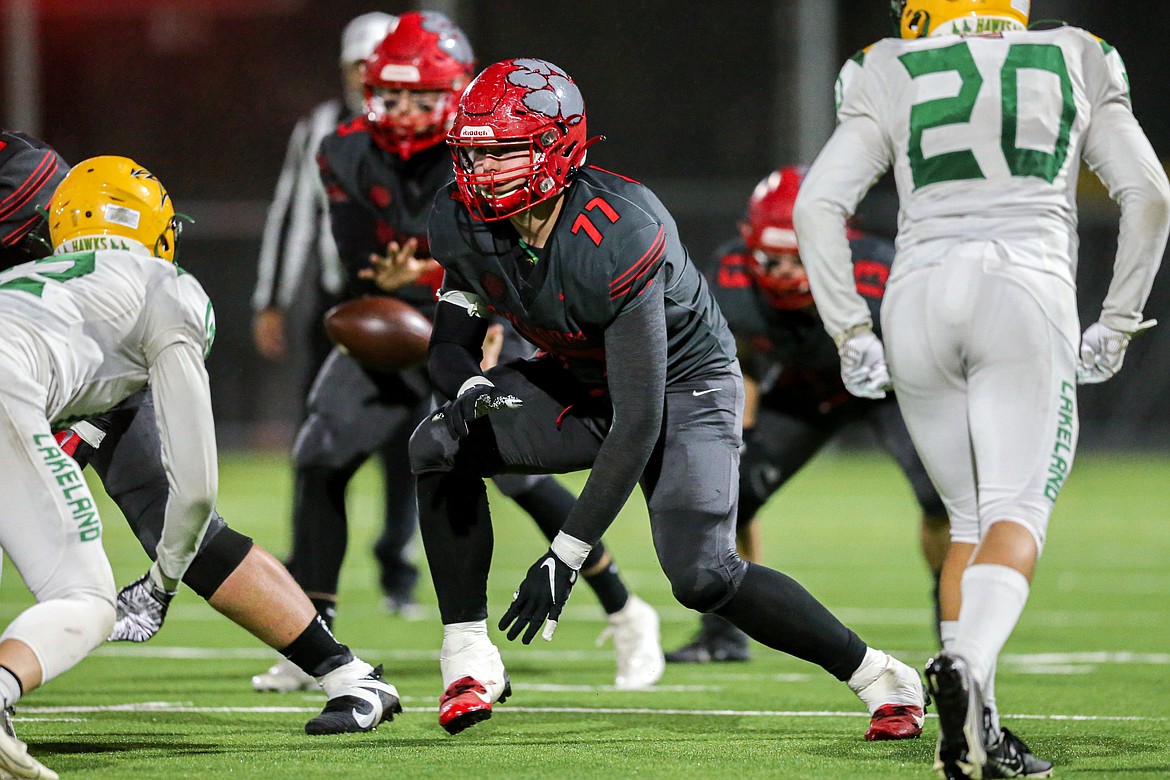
715;563;866;681
281;615;354;678
310;597;337;631
583;561;630;615
932;570;943;649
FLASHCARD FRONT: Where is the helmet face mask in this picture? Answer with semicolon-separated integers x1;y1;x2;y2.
449;58;600;222
362;10;475;158
890;0;1029;38
48;156;182;262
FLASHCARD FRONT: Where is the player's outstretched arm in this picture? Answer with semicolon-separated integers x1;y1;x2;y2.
148;340;218;591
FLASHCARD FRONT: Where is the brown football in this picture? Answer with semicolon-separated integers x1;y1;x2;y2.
323;296;432;373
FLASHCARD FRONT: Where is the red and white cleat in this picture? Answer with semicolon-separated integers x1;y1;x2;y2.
438;674;512;735
850;649;928;741
866;702;926;741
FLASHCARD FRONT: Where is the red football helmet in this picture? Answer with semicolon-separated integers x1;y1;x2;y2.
448;58;602;221
738;165;815;310
363;10;475;159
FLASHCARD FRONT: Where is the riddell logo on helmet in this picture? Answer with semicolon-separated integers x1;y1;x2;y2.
380;64;421;83
460;126;495;139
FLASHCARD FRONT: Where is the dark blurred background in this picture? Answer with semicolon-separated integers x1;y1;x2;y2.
4;0;1167;449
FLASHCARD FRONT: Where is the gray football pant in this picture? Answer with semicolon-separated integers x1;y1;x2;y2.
410;357;867;680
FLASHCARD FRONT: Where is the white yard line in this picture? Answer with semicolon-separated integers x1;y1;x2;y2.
13;702;1164;722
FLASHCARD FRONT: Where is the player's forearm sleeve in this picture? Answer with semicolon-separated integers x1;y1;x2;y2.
793;116;891;343
148;342;218;585
1082;101;1170;331
429;299;490;400
560;285;667;545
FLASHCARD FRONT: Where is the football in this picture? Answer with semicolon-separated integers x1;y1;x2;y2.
323;296;432;372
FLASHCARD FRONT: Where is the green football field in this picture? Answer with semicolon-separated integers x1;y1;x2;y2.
2;450;1167;779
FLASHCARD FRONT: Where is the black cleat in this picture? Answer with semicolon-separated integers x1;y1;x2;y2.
984;727;1053;778
665;614;750;664
925;653;986;779
305;664;402;735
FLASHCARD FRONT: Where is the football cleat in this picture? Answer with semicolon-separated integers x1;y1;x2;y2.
984;726;1054;778
853;651;927;741
251;657;319;693
665;613;751;664
305;663;402;735
597;595;665;690
438;674;512;735
926;652;987;778
1;707;14;739
0;726;57;780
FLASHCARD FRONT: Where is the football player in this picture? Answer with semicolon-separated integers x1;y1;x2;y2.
410;57;927;740
794;2;1170;777
264;11;664;695
0;139;402;738
666;165;948;665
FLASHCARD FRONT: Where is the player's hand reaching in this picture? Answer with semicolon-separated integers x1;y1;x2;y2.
1077;319;1156;384
108;564;178;642
358;237;441;293
499;532;591;644
837;329;892;399
432;379;522;439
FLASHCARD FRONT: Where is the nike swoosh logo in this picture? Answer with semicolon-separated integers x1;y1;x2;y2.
692;388;719;397
346;684;388;729
541;558;557;598
351;705;376;730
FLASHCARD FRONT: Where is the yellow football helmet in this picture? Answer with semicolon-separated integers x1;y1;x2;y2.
891;0;1030;39
48;155;182;262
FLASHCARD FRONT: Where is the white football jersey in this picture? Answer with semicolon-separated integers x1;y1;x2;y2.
796;26;1168;340
0;246;214;425
838;26;1128;278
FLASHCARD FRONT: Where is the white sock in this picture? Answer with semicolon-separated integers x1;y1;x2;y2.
846;646;886;694
318;658;374;698
940;620;959;651
0;667;21;709
952;564;1029;700
442;620;490;655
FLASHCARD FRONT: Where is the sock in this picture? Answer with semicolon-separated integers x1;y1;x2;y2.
0;666;22;709
952;564;1029;698
281;614;353;677
584;562;629;615
310;597;337;631
846;646;887;693
940;620;959;651
984;658;1001;736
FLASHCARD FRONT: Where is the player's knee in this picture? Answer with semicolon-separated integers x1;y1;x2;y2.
408;418;456;475
0;591;115;684
183;524;255;600
292;414;360;470
661;556;744;613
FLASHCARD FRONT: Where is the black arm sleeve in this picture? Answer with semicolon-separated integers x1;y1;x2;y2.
560;282;667;545
428;299;491;400
328;197;382;299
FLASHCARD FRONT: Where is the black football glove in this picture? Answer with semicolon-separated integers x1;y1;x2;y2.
499;548;579;644
108;567;177;642
432;381;522;440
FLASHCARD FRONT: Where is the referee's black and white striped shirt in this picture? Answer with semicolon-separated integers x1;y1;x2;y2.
252;99;349;312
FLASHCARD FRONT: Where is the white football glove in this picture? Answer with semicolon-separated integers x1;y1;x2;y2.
1077;319;1156;385
108;565;177;642
838;329;892;400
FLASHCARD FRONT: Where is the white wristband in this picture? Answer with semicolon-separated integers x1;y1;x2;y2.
457;375;494;397
550;531;591;571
